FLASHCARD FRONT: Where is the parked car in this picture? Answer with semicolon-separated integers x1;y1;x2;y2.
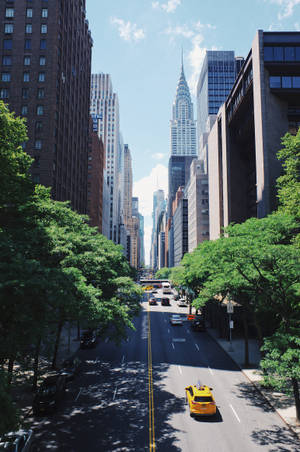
148;298;157;305
80;330;97;349
177;298;187;307
60;357;81;382
0;429;34;451
170;314;183;325
185;384;216;417
161;297;170;306
33;374;66;415
191;315;206;331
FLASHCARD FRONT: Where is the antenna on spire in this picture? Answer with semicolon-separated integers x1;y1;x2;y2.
181;46;184;73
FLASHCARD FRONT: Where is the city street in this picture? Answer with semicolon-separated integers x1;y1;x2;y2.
30;293;300;451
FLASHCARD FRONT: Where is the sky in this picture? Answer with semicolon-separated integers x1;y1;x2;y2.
86;0;300;264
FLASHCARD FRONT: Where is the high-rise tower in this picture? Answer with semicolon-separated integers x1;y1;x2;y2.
170;59;197;156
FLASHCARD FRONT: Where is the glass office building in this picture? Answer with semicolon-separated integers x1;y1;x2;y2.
197;51;244;139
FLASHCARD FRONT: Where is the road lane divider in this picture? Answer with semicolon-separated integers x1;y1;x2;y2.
147;306;156;451
113;386;118;401
195;343;199;351
229;404;241;423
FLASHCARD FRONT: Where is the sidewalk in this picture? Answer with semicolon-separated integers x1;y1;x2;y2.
207;327;300;439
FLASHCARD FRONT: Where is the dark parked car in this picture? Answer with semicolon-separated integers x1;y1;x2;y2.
33;374;66;415
0;429;34;451
60;357;81;382
80;330;97;349
191;316;206;331
161;297;170;306
149;298;157;305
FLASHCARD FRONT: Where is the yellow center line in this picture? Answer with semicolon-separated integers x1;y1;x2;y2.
148;306;155;451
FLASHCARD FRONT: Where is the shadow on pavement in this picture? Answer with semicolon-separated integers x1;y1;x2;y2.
251;424;300;451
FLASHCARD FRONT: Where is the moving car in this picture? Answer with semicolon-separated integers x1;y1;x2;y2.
177;298;187;307
191;316;206;331
80;330;97;349
151;289;158;294
0;429;34;451
33;374;66;415
170;314;183;325
185;384;216;417
148;298;157;305
161;297;170;306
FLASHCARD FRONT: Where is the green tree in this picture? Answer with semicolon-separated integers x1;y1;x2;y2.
0;372;18;436
155;267;172;279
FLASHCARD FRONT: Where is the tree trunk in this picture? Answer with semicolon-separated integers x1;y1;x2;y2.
7;356;14;386
243;314;249;367
252;311;264;348
77;321;80;341
292;377;300;423
51;320;63;369
32;336;41;391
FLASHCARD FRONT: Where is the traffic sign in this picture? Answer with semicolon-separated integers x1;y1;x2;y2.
227;301;234;314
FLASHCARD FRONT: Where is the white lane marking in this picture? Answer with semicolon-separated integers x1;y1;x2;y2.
121;355;125;365
229;404;241;423
75;388;82;401
113;387;118;400
208;366;214;375
105;337;109;343
172;343;175;349
164;319;167;323
168;329;170;334
187;329;190;334
178;365;182;375
195;343;199;351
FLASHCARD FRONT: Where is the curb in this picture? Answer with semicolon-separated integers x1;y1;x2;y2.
206;329;300;441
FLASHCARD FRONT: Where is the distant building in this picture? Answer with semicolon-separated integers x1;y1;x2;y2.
90;73;120;242
138;213;145;267
0;0;93;213
185;160;209;252
208;30;300;239
168;155;196;214
150;189;165;270
173;187;188;267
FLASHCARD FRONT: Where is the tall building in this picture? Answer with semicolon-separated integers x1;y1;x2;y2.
90;73;120;242
150;189;165;269
197;51;244;142
138;213;145;267
170;60;197;156
0;0;92;213
168;155;196;214
207;30;300;239
172;187;188;267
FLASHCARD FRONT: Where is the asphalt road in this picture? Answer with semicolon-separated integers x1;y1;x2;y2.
31;291;300;451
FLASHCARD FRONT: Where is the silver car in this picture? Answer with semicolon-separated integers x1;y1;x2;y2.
170;314;183;325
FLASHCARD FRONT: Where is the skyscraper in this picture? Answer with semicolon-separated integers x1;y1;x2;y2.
170;60;197;156
197;51;244;140
0;0;93;213
90;73;120;242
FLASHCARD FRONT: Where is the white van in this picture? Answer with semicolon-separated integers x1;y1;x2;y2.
162;282;172;294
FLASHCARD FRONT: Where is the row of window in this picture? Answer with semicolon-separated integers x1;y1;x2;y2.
2;71;46;82
3;38;47;50
2;55;46;65
264;46;300;62
5;8;48;18
270;75;300;89
4;23;48;33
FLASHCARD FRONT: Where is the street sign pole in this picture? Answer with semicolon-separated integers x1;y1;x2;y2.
227;302;234;352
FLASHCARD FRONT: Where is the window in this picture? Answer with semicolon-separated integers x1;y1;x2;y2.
37;88;45;98
285;47;295;61
40;39;46;49
41;9;48;18
39;56;46;66
38;72;45;82
26;8;33;18
3;39;12;50
35;121;43;131
23;72;30;82
24;56;31;65
5;8;14;18
32;174;40;184
37;105;44;115
25;24;32;34
35;140;42;149
0;89;9;99
2;56;11;65
22;88;29;99
21;106;28;115
1;73;11;82
41;24;47;34
293;76;300;88
25;39;31;50
282;76;292;88
269;76;281;88
4;24;14;33
274;47;283;61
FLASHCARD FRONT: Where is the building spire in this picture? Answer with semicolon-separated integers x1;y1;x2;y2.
181;47;184;74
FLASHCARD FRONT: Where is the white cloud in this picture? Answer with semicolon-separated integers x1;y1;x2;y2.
111;17;145;42
164;25;195;39
152;152;166;160
267;0;300;20
133;164;168;265
187;34;207;96
152;0;181;13
195;21;216;31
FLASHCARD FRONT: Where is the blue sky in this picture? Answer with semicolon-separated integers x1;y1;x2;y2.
86;0;300;263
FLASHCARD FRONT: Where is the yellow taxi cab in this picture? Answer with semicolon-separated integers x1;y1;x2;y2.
185;384;216;417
